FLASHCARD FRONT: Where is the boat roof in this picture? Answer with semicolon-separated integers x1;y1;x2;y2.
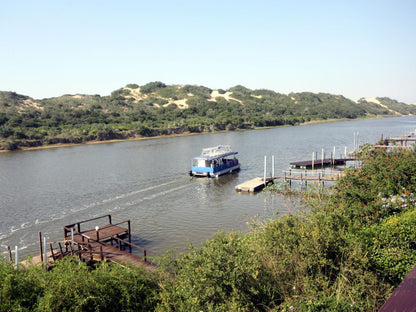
193;145;238;161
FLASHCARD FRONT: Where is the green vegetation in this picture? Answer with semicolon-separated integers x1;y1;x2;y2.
1;83;415;150
2;146;416;310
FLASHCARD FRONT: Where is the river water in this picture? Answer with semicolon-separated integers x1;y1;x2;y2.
1;116;415;259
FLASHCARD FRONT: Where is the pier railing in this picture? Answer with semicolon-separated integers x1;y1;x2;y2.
63;214;131;241
282;169;344;182
110;236;147;261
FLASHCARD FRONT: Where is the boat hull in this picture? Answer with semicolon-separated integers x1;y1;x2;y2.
191;164;240;178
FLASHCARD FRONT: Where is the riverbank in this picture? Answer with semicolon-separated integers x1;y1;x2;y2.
0;132;204;153
0;114;399;153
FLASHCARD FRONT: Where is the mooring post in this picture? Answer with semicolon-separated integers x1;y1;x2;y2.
321;148;324;168
15;246;18;268
312;152;315;171
39;232;43;262
263;155;267;186
272;155;275;179
7;246;12;263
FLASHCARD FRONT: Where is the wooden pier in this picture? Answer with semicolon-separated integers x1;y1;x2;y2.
289;157;355;169
236;170;344;193
24;215;153;269
382;133;416;147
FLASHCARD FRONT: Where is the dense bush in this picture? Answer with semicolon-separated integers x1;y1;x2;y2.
0;258;159;311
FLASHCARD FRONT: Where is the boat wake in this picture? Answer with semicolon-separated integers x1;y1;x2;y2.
0;176;198;254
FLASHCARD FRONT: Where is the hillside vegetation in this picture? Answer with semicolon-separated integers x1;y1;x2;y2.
1;82;415;150
2;146;416;311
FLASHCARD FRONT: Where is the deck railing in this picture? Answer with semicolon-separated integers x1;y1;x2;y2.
110;236;147;262
63;214;131;240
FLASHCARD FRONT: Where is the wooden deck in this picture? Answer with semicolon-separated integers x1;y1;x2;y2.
22;215;153;269
289;158;355;169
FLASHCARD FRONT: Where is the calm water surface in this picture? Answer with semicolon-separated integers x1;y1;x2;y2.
1;116;415;259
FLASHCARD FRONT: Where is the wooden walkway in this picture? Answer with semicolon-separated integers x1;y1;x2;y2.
236;170;344;193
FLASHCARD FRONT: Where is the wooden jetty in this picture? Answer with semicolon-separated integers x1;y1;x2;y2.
236;170;344;193
23;215;152;269
382;132;416;147
282;169;344;184
289;157;354;169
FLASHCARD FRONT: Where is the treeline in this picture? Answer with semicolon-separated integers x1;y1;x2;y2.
2;146;416;310
1;82;415;150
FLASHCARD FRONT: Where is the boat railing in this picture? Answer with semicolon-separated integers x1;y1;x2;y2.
201;145;232;157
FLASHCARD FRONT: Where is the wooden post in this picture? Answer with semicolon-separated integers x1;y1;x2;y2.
39;232;43;262
312;152;315;171
128;221;131;245
321;148;324;168
108;214;112;225
50;243;56;261
7;246;12;263
263;156;267;186
100;246;103;261
272;155;275;178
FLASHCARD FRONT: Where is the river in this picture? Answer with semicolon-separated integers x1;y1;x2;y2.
0;116;415;259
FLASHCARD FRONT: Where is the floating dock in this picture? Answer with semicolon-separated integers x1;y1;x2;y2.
235;177;274;193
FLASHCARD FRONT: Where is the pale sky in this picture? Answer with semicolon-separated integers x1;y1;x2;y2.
1;0;415;103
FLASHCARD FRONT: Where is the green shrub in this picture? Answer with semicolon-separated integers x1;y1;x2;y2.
157;232;278;311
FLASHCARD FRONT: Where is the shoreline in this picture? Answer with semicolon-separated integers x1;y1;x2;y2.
0;115;402;153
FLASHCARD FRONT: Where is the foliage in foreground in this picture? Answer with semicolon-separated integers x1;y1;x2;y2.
2;146;416;311
0;259;159;311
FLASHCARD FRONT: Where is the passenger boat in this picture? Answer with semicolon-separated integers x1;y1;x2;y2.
190;145;240;178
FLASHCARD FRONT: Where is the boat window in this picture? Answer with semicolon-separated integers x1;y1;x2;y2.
193;159;209;167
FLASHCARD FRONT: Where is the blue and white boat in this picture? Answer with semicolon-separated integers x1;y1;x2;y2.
190;145;240;178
